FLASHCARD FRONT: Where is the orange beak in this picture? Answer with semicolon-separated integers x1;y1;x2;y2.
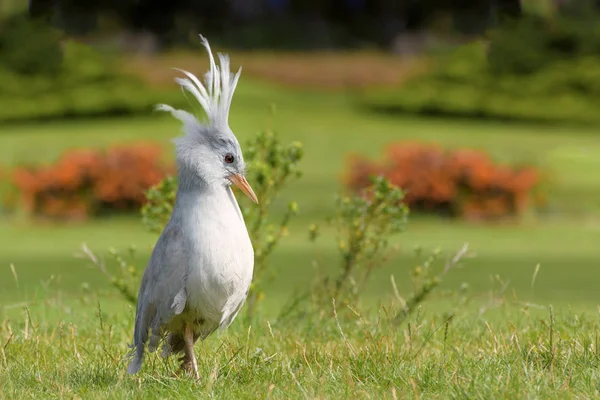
228;173;258;204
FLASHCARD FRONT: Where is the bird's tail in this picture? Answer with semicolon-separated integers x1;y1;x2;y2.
126;302;152;374
126;343;145;375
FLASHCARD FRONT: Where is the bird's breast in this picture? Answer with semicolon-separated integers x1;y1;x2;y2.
181;189;254;325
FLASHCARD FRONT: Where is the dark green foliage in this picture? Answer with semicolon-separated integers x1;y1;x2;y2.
362;42;600;124
0;14;63;75
488;0;600;76
487;14;552;76
362;4;600;125
0;16;182;122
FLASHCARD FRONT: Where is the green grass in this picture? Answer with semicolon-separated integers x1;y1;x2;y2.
2;290;600;398
1;215;599;306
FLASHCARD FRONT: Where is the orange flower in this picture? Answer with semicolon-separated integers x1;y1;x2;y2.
10;143;172;220
344;141;542;220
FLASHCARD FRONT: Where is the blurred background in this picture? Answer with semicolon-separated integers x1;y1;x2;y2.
0;0;599;308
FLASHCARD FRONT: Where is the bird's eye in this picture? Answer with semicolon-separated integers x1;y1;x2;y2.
224;153;235;164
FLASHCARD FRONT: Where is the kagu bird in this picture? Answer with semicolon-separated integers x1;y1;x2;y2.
127;35;258;379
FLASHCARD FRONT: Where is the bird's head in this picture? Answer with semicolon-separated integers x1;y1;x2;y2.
157;35;258;204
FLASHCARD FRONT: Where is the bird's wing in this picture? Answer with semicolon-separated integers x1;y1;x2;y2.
127;222;190;374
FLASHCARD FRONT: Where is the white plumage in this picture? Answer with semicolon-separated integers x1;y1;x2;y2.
127;35;257;378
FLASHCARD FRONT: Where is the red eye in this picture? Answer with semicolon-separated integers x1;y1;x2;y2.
224;153;235;164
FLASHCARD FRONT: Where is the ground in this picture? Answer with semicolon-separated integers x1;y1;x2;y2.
1;75;600;398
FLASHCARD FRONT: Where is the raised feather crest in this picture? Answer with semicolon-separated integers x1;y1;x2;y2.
156;35;242;131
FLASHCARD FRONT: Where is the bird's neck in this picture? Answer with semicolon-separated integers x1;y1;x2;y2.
176;164;210;192
172;168;243;222
176;169;223;201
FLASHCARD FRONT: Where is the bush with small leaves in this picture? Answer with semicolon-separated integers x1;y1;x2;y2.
312;176;409;303
240;130;303;317
141;176;178;234
79;123;471;326
393;243;470;325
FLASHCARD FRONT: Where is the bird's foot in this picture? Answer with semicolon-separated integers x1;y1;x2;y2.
181;323;200;380
178;357;200;380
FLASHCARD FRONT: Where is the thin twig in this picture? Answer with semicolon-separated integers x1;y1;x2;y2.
287;362;309;399
442;243;470;276
3;333;13;351
75;243;110;277
332;298;356;357
9;263;18;289
390;274;407;308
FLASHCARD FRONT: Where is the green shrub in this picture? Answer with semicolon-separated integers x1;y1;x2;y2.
488;0;600;76
0;15;184;122
0;14;63;75
362;42;600;124
314;176;409;303
81;123;469;326
361;4;600;125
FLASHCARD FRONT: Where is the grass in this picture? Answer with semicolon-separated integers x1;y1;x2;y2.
2;289;600;398
1;215;599;306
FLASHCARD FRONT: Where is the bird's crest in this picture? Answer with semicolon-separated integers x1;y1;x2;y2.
156;35;242;132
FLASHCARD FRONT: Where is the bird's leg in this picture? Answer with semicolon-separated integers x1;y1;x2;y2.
181;323;199;379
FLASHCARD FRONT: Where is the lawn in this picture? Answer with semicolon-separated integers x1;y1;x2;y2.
3;288;600;399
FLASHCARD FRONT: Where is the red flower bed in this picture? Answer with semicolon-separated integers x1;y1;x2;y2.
11;144;173;220
345;142;541;220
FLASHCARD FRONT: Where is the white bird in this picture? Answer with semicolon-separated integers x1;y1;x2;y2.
127;35;258;379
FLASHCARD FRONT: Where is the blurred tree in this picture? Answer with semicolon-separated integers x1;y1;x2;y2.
124;0;177;39
495;0;522;20
21;0;543;49
0;12;63;75
28;0;57;21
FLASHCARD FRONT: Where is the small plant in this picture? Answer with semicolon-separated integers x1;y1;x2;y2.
141;127;303;318
298;174;472;321
312;176;409;303
393;243;470;325
240;130;303;317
